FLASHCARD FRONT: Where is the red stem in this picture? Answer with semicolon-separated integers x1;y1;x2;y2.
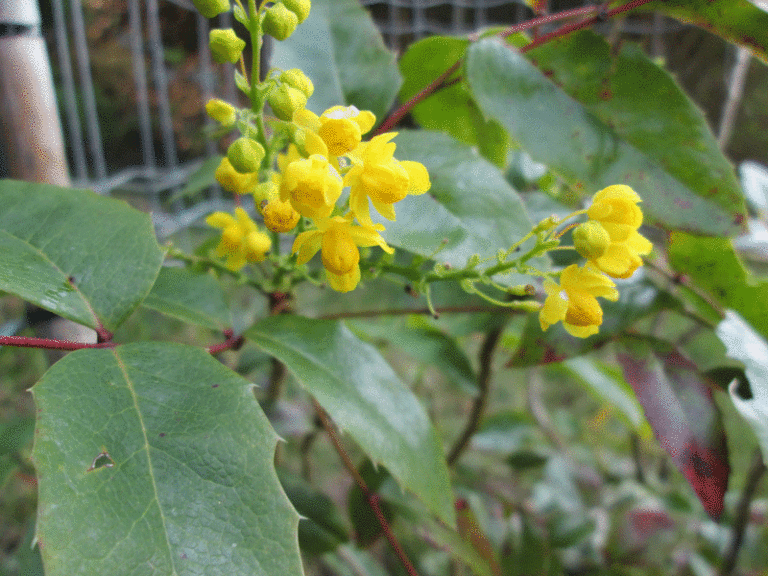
0;335;115;351
207;329;244;355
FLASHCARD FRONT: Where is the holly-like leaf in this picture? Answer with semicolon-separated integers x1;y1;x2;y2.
246;315;455;528
615;338;730;519
270;0;401;122
379;130;544;285
668;232;768;340
142;267;232;330
525;31;743;227
0;180;164;332
649;0;768;63
31;342;301;576
716;310;768;462
465;38;744;236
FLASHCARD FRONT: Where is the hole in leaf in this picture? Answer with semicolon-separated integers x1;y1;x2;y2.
86;450;114;472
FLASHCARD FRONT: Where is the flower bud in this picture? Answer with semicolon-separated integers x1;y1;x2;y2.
573;221;611;260
262;3;298;41
209;29;246;63
532;214;560;233
193;0;230;19
282;0;311;23
205;98;237;126
215;157;258;195
268;83;307;121
227;138;265;174
280;68;314;98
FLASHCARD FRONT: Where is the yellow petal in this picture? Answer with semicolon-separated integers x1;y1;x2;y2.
321;226;360;275
401;161;431;195
371;198;396;222
206;211;236;229
327;266;361;293
292;230;323;265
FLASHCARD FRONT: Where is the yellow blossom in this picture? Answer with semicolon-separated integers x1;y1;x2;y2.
279;154;343;219
206;207;271;270
292;215;394;292
344;132;431;226
262;198;300;233
294;105;376;157
586;185;653;279
215;157;258;195
539;264;619;338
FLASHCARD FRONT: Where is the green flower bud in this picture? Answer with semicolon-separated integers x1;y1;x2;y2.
205;98;237;126
282;0;311;23
280;68;314;98
227;137;266;174
573;220;611;260
532;214;560;233
210;29;246;64
192;0;230;19
268;84;307;121
262;3;298;41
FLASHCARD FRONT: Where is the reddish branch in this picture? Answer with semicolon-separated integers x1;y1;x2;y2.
378;0;656;132
0;335;115;350
207;329;244;355
312;399;421;576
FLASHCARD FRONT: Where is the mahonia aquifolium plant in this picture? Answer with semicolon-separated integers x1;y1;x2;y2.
195;0;651;335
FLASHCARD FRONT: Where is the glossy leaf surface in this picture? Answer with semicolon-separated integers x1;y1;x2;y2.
31;343;301;576
716;311;768;461
651;0;768;63
466;38;744;236
668;232;768;340
142;267;232;330
616;338;729;519
246;315;455;527
271;0;401;122
0;180;163;331
526;31;743;226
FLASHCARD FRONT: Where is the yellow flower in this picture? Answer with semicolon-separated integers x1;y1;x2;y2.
292;215;394;292
215;157;258;195
294;105;376;157
206;207;271;270
539;264;619;338
344;132;431;227
262;198;300;233
586;185;653;279
279;154;343;219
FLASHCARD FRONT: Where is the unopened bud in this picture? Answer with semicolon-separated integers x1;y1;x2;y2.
268;83;307;121
280;68;314;98
282;0;311;23
533;214;560;233
193;0;230;19
227;138;265;174
573;221;611;260
262;3;298;41
205;98;237;126
262;199;300;232
210;29;245;63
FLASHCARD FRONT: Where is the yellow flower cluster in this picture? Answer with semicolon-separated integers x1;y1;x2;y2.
204;102;430;290
284;105;431;292
539;185;652;337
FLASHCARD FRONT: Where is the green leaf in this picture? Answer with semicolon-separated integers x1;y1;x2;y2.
31;342;301;576
271;0;401;123
0;180;164;332
561;357;646;430
716;310;768;462
465;38;744;236
668;232;768;340
380;130;544;283
142;267;231;330
348;460;394;547
246;315;455;527
349;316;477;394
649;0;768;64
525;31;743;225
471;411;536;455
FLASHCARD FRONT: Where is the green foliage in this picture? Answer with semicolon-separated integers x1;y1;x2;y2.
3;1;768;575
